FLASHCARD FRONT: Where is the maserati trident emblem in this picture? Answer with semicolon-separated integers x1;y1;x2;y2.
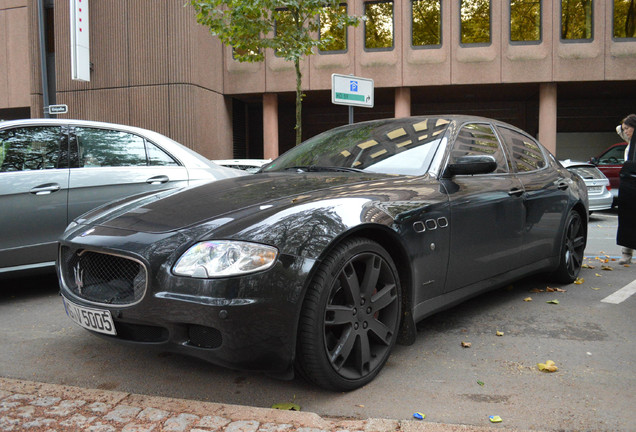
73;264;85;294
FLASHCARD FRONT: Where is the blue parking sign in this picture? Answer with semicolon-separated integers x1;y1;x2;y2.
350;81;359;92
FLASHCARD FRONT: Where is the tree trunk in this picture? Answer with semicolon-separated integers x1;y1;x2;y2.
295;57;302;145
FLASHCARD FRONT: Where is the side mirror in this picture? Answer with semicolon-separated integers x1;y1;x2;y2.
443;155;497;178
589;157;599;165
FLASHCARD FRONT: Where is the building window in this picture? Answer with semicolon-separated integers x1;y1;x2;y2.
364;1;394;50
320;4;348;53
412;0;442;47
561;0;593;41
510;0;542;43
613;0;636;39
460;0;491;45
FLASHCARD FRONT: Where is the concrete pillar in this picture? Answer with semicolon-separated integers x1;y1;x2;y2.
395;87;411;118
263;93;279;159
538;83;557;155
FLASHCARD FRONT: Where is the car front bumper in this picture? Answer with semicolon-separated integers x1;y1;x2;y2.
57;227;315;376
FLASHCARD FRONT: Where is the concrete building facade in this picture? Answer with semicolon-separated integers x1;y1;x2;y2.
2;0;636;161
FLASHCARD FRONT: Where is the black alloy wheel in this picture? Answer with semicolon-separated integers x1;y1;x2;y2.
296;237;401;391
553;210;586;283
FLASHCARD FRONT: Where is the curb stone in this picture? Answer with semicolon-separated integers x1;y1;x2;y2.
0;378;530;432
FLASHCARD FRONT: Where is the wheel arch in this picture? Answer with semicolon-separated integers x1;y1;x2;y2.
310;224;417;346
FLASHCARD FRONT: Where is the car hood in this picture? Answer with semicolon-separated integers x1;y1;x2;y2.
78;172;399;234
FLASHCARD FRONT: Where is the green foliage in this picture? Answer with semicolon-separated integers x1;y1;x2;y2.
412;0;441;46
364;1;394;49
510;0;541;42
190;0;359;145
460;0;491;44
561;0;593;40
614;0;636;38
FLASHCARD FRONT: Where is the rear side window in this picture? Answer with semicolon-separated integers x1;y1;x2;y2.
76;128;177;167
0;127;66;172
147;142;178;166
451;123;508;173
497;126;547;172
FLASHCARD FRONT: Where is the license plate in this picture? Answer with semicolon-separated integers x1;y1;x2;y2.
62;297;117;335
588;186;603;193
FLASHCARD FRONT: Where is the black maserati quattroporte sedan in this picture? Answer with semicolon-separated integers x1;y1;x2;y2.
58;115;588;391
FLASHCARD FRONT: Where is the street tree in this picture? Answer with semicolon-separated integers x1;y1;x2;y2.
191;1;359;146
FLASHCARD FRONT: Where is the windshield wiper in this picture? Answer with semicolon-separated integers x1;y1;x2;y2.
283;165;364;173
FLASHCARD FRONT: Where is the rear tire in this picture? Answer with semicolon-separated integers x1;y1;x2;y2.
296;238;401;391
553;210;586;283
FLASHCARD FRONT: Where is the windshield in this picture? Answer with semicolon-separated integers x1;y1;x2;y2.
263;117;451;176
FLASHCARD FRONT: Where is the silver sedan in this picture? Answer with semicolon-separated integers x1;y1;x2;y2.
0;119;245;277
561;160;613;212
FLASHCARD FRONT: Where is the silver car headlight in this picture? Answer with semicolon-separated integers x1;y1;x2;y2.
173;240;278;278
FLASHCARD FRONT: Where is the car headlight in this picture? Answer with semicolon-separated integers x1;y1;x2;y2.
173;240;278;278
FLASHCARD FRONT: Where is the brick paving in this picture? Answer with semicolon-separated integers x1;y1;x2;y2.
0;378;518;432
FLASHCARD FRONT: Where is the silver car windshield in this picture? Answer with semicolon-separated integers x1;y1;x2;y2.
263;117;450;176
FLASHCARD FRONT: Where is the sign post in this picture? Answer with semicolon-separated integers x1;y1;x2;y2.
331;74;374;124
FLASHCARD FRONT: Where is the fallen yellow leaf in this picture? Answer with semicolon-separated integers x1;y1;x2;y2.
595;273;602;277
524;297;532;302
461;341;472;348
574;278;584;284
496;331;504;336
272;402;301;411
537;360;558;372
601;265;613;271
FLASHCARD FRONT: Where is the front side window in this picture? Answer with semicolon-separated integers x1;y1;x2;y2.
451;123;508;173
510;0;542;43
76;128;147;167
320;4;348;52
561;0;593;41
412;0;442;47
0;127;65;172
497;126;546;172
613;0;636;39
364;1;394;50
460;0;491;45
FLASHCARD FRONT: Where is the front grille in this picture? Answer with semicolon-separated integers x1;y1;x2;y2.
60;246;147;306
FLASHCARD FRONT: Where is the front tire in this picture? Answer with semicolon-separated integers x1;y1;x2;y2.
296;238;401;391
553;210;586;283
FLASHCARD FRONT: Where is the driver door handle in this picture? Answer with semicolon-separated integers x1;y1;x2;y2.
30;183;61;195
557;181;569;190
146;175;169;185
508;188;524;197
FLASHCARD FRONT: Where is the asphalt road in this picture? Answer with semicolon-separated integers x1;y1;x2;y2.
1;210;634;431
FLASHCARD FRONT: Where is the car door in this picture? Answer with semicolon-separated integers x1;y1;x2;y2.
68;126;189;221
441;122;525;292
0;125;70;270
496;126;569;265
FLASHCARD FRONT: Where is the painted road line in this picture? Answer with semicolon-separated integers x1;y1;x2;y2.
601;279;636;304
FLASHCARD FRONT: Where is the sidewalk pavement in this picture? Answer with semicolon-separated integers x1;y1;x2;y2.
0;378;528;432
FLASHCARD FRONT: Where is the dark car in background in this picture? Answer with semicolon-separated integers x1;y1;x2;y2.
57;115;588;391
589;142;628;204
0;119;245;277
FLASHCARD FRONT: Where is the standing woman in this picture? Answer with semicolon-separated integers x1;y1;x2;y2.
617;114;636;264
